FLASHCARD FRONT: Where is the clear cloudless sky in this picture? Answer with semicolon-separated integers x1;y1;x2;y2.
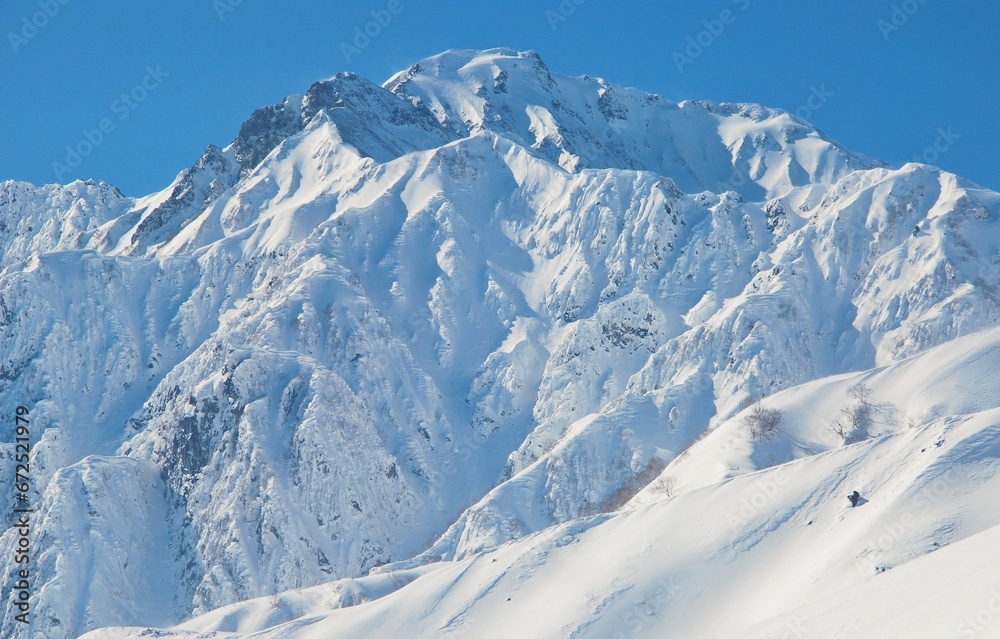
1;0;998;195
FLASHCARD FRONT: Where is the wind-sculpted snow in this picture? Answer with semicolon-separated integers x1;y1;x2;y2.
3;48;1000;638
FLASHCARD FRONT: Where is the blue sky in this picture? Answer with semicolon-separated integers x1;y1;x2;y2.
2;0;998;195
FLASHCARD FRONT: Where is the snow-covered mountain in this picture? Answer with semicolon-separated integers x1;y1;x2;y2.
2;48;1000;639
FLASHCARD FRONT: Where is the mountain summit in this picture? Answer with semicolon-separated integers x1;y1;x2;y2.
3;49;1000;639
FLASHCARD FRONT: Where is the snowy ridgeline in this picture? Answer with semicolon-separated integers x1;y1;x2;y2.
0;48;999;638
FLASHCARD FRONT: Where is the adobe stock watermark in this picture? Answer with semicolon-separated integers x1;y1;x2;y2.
792;85;834;122
855;467;962;575
51;65;169;182
775;618;807;638
7;0;71;54
673;0;753;74
213;0;244;21
724;466;790;529
611;576;680;637
878;0;932;41
610;575;803;637
956;588;1000;638
912;127;959;165
340;0;403;62
545;0;586;31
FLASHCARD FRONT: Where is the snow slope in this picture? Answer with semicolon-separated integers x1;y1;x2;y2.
81;328;1000;638
2;48;1000;638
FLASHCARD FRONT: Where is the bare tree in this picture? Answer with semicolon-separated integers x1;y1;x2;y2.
828;418;849;440
830;382;875;443
848;381;873;406
742;400;782;440
652;475;677;497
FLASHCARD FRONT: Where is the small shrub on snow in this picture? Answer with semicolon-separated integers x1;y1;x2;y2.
742;400;782;440
651;475;676;497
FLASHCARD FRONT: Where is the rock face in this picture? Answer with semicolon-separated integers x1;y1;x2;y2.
2;48;999;639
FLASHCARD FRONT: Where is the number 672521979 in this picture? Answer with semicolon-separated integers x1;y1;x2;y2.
15;405;29;464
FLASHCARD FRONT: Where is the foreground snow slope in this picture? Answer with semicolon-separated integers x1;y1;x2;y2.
82;328;1000;638
3;48;1000;637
